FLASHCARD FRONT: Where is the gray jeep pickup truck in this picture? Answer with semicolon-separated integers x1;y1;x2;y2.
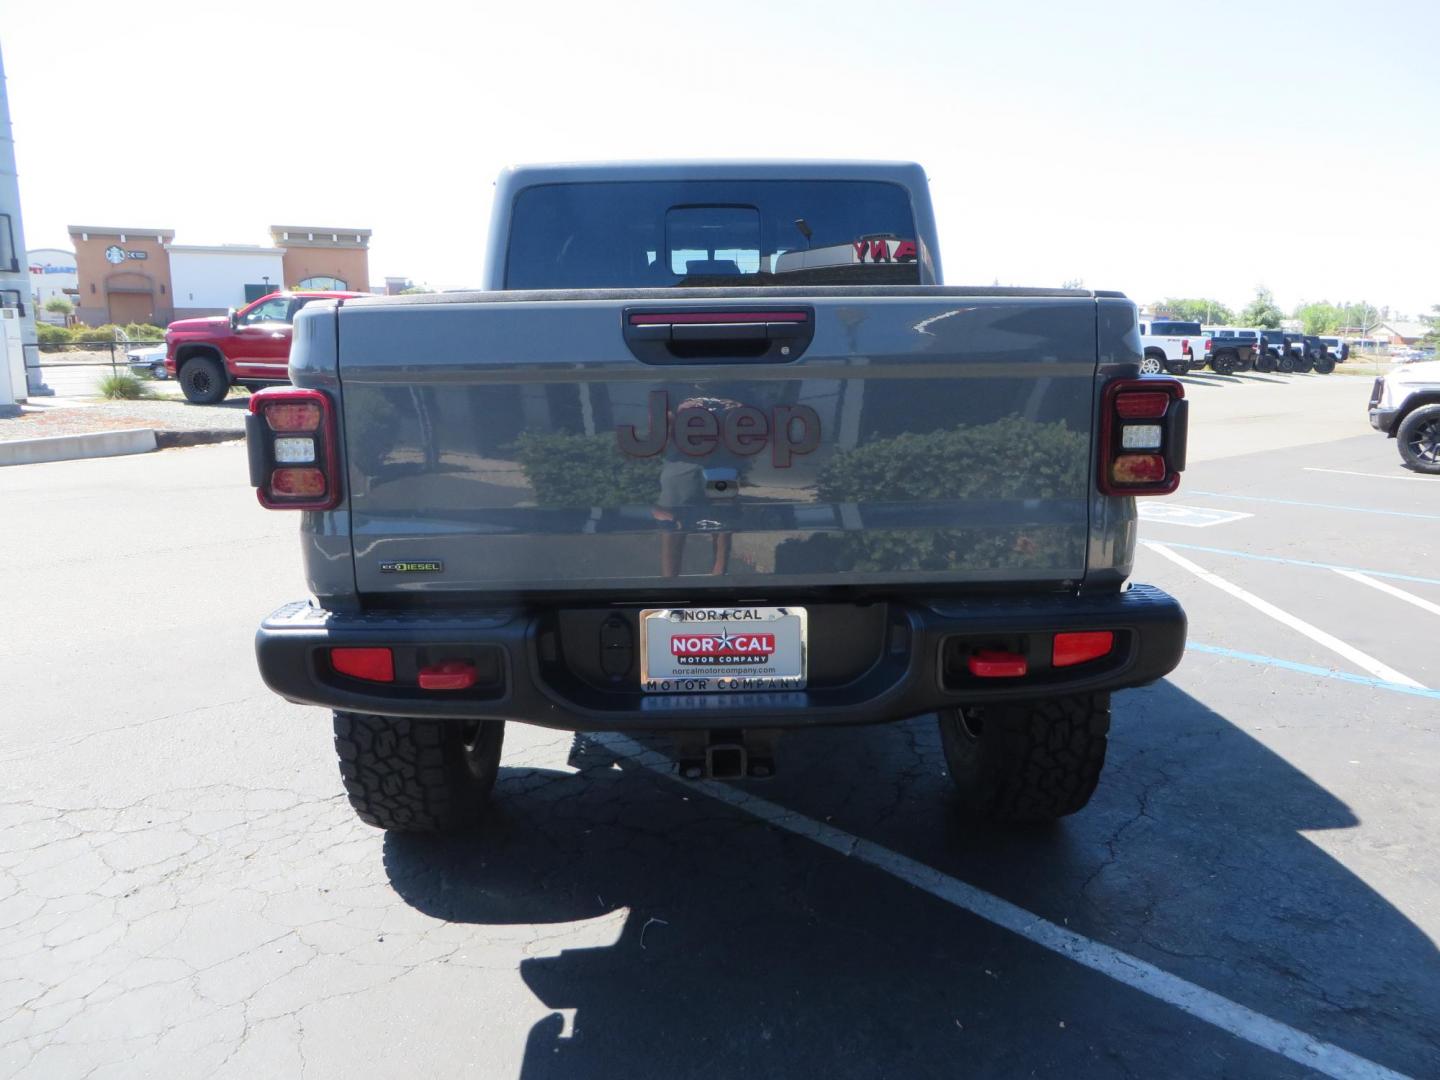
248;161;1188;833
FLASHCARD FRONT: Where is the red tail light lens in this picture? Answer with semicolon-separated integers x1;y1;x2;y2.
271;467;326;497
264;403;322;433
1114;392;1170;418
1099;378;1187;496
1111;454;1166;484
247;389;341;510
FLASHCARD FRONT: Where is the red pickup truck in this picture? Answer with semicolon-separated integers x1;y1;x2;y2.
166;290;366;404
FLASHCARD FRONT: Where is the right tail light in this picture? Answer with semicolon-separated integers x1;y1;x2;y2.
1098;378;1187;496
246;388;342;510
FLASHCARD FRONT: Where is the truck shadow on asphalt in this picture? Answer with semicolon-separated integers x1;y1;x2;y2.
381;680;1439;1079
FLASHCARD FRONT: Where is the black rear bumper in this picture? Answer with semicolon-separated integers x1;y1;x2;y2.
255;586;1187;731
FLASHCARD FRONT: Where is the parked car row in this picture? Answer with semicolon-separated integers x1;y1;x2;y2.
1138;320;1347;377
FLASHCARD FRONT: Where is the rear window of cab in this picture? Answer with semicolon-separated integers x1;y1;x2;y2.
504;180;920;289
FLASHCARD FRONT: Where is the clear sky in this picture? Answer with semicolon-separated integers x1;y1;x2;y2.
3;0;1437;316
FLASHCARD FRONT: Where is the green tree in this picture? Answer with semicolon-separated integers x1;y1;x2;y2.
399;285;434;294
1423;304;1440;348
1238;287;1284;329
44;296;73;316
1156;298;1235;324
1294;301;1344;335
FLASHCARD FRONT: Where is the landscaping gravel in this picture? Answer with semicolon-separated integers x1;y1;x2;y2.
0;394;249;442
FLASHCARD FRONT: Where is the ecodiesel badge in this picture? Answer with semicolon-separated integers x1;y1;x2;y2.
379;560;444;574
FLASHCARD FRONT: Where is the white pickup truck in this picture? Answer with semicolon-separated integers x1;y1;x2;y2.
1138;319;1204;375
1370;361;1440;472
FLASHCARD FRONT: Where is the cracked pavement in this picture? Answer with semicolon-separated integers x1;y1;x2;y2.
3;410;1439;1078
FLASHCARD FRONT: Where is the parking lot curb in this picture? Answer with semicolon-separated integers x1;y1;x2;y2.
0;427;243;467
0;428;158;466
154;429;246;450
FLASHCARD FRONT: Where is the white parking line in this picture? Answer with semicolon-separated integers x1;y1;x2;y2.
593;733;1409;1080
1143;542;1426;689
1333;569;1440;618
1304;468;1435;483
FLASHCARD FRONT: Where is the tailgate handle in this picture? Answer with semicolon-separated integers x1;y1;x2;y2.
623;307;814;365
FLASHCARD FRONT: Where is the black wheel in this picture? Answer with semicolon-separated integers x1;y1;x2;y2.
1293;353;1314;373
179;355;228;404
938;694;1110;822
333;713;505;832
1139;353;1164;375
1164;360;1188;376
1212;350;1238;375
1397;404;1440;474
1277;351;1296;373
1314;356;1335;374
1255;350;1278;373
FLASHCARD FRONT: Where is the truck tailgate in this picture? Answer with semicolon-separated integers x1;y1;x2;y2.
334;292;1101;596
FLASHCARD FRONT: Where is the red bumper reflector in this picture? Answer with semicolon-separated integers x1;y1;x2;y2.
1110;453;1166;485
331;647;394;682
1114;392;1170;419
968;650;1028;678
418;660;477;691
1053;631;1115;668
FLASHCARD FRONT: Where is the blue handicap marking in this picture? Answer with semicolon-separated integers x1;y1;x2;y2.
1137;503;1254;528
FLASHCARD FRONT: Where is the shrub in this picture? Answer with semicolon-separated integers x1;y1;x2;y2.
97;372;151;400
775;416;1091;574
71;325;121;344
123;323;166;341
514;430;665;506
36;323;74;350
44;297;74;315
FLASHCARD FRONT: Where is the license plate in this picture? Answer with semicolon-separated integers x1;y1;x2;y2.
639;606;808;692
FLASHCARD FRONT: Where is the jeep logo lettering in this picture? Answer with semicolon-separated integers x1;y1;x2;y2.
617;391;821;468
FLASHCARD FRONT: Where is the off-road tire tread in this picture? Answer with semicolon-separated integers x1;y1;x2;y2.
332;712;503;832
1397;404;1440;474
939;695;1110;822
179;355;228;405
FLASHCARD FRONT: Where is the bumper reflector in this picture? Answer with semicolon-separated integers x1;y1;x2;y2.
967;650;1028;678
1053;631;1115;668
331;647;394;682
418;660;478;691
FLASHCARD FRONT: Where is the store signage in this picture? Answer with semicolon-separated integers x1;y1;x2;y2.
104;245;148;265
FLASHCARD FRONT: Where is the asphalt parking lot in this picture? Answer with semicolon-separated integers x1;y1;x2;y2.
2;374;1436;1079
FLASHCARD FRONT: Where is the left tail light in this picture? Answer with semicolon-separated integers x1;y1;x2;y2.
246;388;341;510
1098;378;1187;496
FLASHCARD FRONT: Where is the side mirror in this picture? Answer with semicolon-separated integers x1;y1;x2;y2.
228;307;238;331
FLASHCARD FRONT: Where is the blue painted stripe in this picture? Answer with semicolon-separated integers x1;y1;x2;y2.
1188;490;1440;522
1150;542;1440;588
1186;643;1440;700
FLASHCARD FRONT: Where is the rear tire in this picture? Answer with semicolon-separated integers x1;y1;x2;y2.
333;713;505;832
1397;404;1440;474
1164;360;1188;376
1255;350;1277;373
179;355;228;404
1139;353;1164;375
938;694;1110;822
1213;350;1238;375
1314;356;1335;374
1278;351;1296;373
